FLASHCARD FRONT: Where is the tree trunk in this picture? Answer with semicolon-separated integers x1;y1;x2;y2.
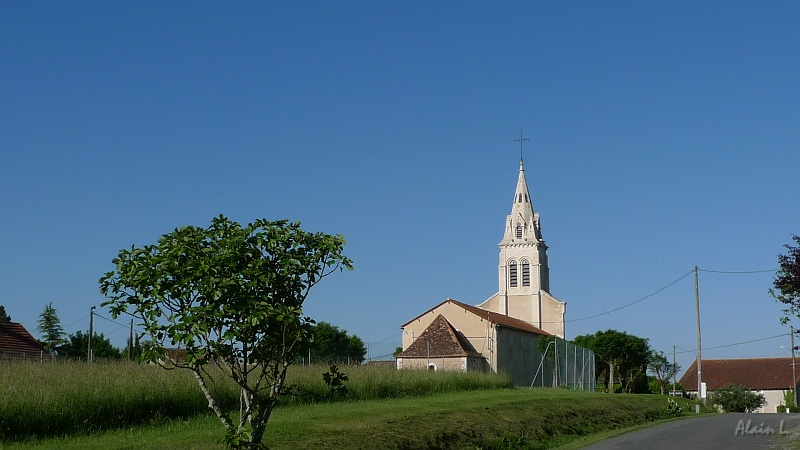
609;362;615;394
192;368;233;430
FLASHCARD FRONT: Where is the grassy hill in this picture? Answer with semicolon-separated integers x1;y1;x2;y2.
5;388;702;449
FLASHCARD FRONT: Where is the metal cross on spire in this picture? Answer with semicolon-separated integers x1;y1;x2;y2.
513;128;530;162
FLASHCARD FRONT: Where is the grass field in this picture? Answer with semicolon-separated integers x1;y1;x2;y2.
0;360;511;441
3;388;704;449
0;360;707;449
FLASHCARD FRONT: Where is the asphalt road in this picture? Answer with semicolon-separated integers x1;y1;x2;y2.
584;414;800;450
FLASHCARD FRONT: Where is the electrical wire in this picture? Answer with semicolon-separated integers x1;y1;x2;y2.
566;269;694;323
699;268;778;274
675;333;787;354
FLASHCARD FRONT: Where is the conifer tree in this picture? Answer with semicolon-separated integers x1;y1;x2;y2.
37;303;66;353
0;305;10;323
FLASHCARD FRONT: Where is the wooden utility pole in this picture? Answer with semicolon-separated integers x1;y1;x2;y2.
128;319;134;361
673;345;677;395
695;266;702;403
792;326;797;409
87;306;95;364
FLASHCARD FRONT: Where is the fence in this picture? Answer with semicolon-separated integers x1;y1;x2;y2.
530;338;595;391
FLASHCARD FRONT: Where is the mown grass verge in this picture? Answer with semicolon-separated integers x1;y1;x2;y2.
4;388;707;449
0;360;511;441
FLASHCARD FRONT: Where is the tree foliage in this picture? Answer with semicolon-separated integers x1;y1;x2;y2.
59;331;122;359
712;383;766;413
305;321;366;364
100;215;352;449
573;329;650;393
772;235;800;325
37;303;67;353
647;351;681;395
0;305;11;323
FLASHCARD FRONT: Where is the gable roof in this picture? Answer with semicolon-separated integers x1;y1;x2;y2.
398;314;481;358
0;322;45;359
679;358;800;391
401;298;551;337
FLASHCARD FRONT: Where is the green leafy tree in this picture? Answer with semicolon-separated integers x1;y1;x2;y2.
306;322;366;364
60;331;122;359
712;384;766;412
647;351;681;395
37;303;66;353
573;329;650;393
100;215;352;449
772;235;800;325
0;305;11;323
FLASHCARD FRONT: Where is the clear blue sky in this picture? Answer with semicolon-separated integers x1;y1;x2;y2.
2;1;798;375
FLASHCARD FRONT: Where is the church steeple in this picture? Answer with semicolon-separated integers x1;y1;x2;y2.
501;159;543;244
476;134;565;337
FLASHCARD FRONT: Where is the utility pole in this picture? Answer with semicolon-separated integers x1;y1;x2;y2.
87;306;96;364
792;327;797;409
673;345;677;396
128;319;134;361
695;266;702;403
426;338;430;370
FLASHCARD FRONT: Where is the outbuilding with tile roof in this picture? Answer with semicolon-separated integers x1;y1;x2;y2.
679;358;800;412
0;322;46;361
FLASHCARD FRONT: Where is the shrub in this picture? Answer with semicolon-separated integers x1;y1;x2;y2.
711;384;766;413
666;399;682;417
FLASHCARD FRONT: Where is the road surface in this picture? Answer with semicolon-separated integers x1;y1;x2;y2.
585;413;800;450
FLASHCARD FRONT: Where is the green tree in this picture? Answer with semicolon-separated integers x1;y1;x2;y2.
647;351;681;395
37;303;66;353
772;235;800;325
0;305;11;323
60;331;122;359
712;384;766;412
573;329;650;393
100;215;352;449
306;322;366;364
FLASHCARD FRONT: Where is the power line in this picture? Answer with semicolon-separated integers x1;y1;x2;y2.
63;315;89;328
699;268;777;274
93;312;129;328
567;269;694;323
675;333;787;354
369;332;401;346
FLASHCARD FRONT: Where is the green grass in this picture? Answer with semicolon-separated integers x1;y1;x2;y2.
4;389;706;449
0;360;511;441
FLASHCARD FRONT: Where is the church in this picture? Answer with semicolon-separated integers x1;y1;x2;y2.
396;150;567;386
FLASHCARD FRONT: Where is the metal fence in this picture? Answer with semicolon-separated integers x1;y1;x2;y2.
530;338;596;391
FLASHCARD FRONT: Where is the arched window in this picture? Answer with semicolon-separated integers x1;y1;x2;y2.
518;193;523;203
509;261;518;287
516;223;522;239
522;260;530;286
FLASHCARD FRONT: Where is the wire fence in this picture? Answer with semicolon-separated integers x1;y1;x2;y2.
530;338;595;391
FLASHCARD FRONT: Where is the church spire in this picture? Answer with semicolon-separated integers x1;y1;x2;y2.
502;133;542;244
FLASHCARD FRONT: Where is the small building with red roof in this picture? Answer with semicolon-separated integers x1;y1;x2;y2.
679;358;800;413
398;299;554;385
0;322;46;361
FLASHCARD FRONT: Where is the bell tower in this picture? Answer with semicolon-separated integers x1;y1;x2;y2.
496;157;551;324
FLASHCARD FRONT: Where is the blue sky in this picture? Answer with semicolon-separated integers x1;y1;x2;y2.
2;1;798;375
